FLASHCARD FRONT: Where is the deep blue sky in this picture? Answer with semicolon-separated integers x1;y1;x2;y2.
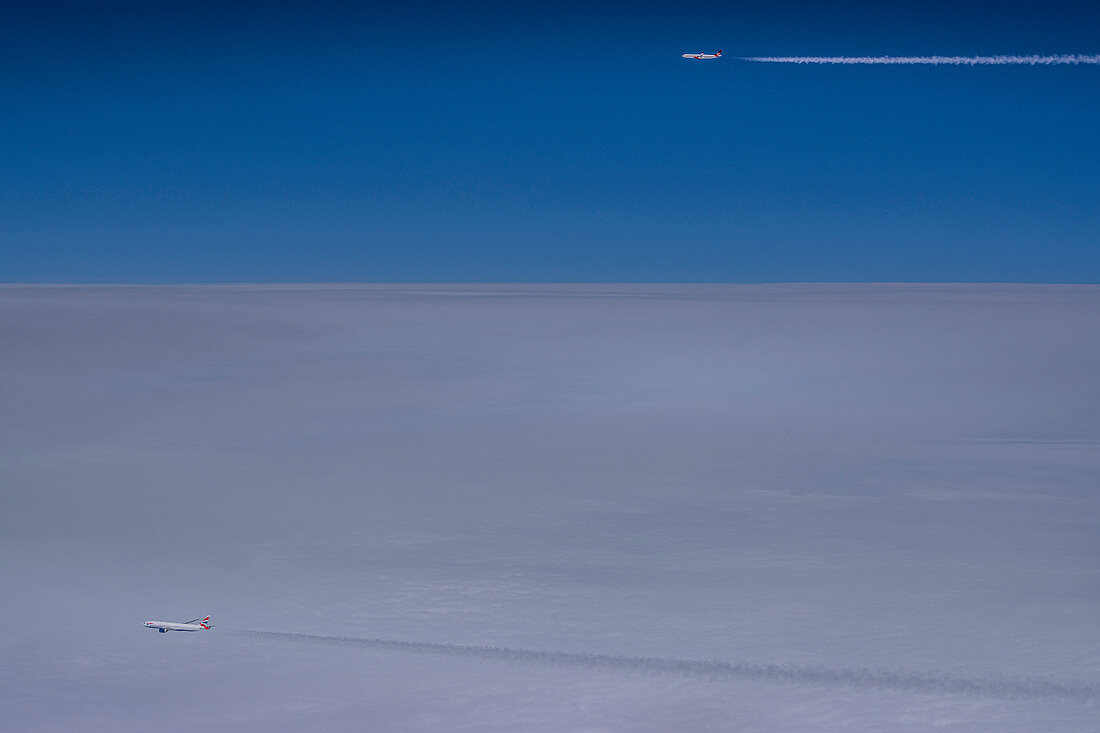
2;1;1099;282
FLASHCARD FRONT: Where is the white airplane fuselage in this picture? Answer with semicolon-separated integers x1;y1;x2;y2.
144;616;212;633
682;51;722;60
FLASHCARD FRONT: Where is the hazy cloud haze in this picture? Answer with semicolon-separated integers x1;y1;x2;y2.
1;284;1097;730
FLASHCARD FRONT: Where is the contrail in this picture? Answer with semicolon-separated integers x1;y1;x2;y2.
740;55;1100;65
235;630;1095;703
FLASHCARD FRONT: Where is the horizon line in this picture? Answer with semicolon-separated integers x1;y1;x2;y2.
2;281;1098;288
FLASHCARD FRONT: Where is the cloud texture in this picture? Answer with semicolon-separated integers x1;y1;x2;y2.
1;285;1097;731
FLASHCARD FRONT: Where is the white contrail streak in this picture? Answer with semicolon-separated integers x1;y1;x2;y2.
740;55;1100;65
235;630;1096;702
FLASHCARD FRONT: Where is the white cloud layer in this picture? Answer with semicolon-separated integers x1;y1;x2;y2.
1;284;1097;731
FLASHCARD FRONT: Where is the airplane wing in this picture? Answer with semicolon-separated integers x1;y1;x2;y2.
184;618;201;625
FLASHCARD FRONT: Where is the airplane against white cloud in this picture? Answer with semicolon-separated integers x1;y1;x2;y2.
682;50;722;60
144;616;213;633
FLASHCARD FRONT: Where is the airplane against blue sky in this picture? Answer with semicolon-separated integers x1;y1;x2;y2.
682;49;722;59
2;1;1099;283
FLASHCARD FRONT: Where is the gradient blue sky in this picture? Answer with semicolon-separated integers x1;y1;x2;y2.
2;1;1098;282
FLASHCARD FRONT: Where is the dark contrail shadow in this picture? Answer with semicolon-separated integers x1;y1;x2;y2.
233;630;1095;703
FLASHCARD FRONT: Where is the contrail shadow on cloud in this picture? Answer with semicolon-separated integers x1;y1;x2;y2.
234;630;1095;702
740;55;1100;65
